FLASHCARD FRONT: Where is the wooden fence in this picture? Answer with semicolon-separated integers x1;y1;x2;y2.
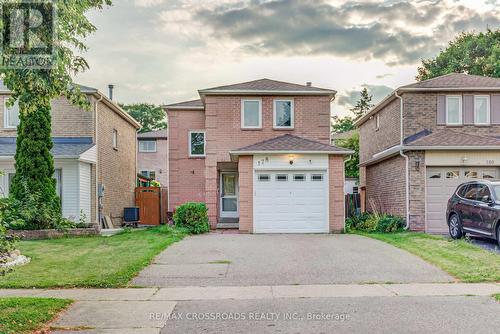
345;193;361;218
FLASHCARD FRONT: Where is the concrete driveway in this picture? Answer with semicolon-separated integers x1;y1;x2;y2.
132;233;453;287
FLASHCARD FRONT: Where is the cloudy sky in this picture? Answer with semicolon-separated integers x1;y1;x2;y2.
76;0;499;117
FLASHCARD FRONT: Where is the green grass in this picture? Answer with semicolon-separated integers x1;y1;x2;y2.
494;294;500;301
0;297;72;334
208;260;232;264
0;226;186;288
355;231;500;282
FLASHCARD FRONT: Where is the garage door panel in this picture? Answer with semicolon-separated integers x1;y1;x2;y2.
254;170;329;234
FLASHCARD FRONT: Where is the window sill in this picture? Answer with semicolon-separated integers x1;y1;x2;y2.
2;128;17;131
241;127;262;131
189;156;206;159
445;124;463;127
273;127;294;131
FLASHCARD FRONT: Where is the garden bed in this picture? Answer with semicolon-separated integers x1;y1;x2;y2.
8;228;98;240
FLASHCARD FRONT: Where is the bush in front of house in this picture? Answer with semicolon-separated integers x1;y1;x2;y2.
346;212;405;233
173;202;210;234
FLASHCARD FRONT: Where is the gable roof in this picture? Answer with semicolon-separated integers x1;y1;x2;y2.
137;129;168;139
355;73;500;127
199;79;336;96
230;134;353;155
401;73;500;89
164;99;204;110
405;129;500;147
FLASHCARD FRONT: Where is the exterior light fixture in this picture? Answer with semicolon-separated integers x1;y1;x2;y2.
289;155;295;165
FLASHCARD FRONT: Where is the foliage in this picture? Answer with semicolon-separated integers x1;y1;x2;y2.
350;88;374;119
331;115;355;134
122;103;167;133
358;232;500;282
0;225;186;288
495;294;500;302
150;180;161;187
417;29;500;81
173;202;210;234
0;184;75;231
0;0;112;230
336;132;359;178
0;297;72;334
346;212;405;233
0;222;17;258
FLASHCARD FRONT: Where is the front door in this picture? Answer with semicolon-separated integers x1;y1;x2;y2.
220;173;239;218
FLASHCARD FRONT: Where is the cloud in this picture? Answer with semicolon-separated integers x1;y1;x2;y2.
337;84;394;108
165;0;500;66
134;0;166;7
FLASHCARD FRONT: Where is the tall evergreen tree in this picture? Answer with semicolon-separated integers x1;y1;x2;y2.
350;88;374;119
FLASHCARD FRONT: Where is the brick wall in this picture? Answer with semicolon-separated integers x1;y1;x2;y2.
408;151;426;231
329;155;345;233
167;109;206;211
365;155;406;217
0;95;94;137
97;100;137;226
359;98;401;163
204;95;332;225
238;155;253;233
137;138;168;186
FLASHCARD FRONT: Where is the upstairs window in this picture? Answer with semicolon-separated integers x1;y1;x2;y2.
474;95;490;125
446;96;462;125
4;100;20;129
189;131;206;157
112;129;118;149
274;100;294;129
139;140;157;153
241;99;262;129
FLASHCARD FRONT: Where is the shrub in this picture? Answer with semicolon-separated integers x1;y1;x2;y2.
173;202;210;234
347;212;405;233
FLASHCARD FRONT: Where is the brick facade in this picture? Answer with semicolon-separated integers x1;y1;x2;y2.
238;155;253;233
329;155;345;233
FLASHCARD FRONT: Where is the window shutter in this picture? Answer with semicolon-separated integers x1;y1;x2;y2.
437;95;446;125
463;94;474;125
492;94;500;125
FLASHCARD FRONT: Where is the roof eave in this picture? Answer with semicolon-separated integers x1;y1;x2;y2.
163;105;205;111
230;150;354;155
199;89;337;96
90;92;141;129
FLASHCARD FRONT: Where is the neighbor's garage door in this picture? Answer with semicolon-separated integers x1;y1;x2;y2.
254;171;329;233
426;167;499;234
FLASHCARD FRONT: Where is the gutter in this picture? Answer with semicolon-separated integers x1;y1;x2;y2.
395;91;410;229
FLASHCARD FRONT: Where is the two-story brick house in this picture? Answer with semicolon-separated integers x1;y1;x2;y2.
137;129;168;186
0;83;140;227
165;79;353;233
356;73;500;234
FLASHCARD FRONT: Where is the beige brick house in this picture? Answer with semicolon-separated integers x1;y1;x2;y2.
165;79;353;233
137;130;168;186
356;73;500;233
0;83;141;227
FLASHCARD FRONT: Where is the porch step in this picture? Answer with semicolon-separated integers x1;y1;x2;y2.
216;223;239;229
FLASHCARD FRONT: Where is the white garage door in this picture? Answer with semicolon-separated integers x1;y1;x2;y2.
254;171;329;233
426;167;499;233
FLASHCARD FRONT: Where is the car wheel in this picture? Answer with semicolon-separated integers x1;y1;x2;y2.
448;214;463;239
496;225;500;248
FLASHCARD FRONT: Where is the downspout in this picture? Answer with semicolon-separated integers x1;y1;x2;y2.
395;91;410;229
343;154;352;231
94;93;104;231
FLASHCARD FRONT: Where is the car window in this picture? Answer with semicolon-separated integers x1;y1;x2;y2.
476;185;492;203
457;184;469;197
463;184;481;200
494;186;500;200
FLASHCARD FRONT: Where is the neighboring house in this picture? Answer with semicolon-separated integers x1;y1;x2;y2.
0;83;141;227
165;79;353;234
345;177;359;195
356;73;500;234
137;129;168;186
331;129;357;145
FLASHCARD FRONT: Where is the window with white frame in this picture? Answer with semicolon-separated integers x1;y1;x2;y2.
140;170;156;180
4;170;62;198
4;100;20;129
139;140;157;153
446;96;462;125
274;100;294;128
112;129;118;149
241;99;262;129
189;131;205;157
474;95;490;125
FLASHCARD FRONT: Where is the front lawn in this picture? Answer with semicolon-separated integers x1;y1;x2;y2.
355;232;500;282
0;297;72;334
495;294;500;302
0;226;186;288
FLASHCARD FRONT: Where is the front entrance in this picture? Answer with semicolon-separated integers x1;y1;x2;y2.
220;172;239;219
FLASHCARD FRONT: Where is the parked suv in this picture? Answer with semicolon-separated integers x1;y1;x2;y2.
447;180;500;246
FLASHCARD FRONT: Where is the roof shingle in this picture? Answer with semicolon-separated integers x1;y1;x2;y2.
0;137;95;157
405;129;500;147
164;99;204;109
232;134;353;154
401;73;500;89
137;129;168;139
200;79;335;94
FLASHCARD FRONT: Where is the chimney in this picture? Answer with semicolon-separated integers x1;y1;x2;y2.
306;82;312;87
108;84;114;101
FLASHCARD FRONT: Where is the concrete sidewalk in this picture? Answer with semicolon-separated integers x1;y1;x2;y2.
2;283;500;301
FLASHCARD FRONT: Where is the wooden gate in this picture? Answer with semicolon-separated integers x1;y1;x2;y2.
135;187;161;226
